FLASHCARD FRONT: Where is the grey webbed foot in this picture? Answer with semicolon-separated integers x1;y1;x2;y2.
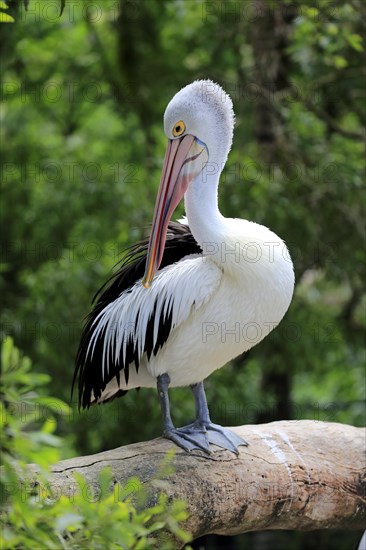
164;422;247;454
164;425;211;453
203;422;248;454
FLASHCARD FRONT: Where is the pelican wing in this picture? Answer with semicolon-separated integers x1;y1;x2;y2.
74;222;222;408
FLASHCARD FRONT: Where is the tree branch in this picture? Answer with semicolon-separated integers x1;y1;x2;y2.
29;421;366;546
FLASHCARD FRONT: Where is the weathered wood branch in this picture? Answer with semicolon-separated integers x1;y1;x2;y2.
30;421;366;545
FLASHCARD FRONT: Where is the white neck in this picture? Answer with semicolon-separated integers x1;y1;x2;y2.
184;161;295;317
184;167;225;250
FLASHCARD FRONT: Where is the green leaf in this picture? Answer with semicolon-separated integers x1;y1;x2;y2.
302;6;319;18
1;336;14;371
98;467;114;498
120;476;143;500
41;417;57;434
31;396;71;416
0;11;14;22
346;33;363;52
333;55;348;69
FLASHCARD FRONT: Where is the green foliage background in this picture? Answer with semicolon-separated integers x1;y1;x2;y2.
0;337;190;549
1;0;365;548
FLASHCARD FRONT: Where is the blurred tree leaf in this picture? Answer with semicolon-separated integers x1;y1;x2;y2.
0;0;14;22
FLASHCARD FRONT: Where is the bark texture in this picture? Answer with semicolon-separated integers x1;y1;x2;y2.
30;421;366;544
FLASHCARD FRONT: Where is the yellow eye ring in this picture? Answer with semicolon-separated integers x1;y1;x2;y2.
172;120;186;137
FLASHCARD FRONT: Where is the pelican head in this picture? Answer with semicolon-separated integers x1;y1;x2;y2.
164;79;235;167
142;80;235;288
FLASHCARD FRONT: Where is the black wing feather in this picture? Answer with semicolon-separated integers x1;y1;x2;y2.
73;222;201;408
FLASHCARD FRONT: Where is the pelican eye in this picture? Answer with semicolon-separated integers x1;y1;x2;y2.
173;120;186;137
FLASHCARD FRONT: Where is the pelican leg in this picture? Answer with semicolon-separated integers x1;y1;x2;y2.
189;381;248;454
157;374;211;453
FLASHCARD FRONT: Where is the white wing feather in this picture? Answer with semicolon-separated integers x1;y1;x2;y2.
87;255;222;381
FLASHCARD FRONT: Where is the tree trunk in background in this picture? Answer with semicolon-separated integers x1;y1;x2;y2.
249;1;296;425
116;0;163;181
250;0;295;154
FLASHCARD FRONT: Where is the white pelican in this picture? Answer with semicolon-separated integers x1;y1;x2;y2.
74;80;294;454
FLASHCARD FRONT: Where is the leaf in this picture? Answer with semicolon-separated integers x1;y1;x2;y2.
31;396;71;416
333;55;348;69
0;10;13;22
147;521;166;533
120;476;143;500
60;0;65;16
0;1;9;9
1;336;17;373
98;467;114;498
41;417;57;434
346;33;363;52
302;6;319;18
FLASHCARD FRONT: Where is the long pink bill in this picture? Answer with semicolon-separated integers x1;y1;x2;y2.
142;134;207;288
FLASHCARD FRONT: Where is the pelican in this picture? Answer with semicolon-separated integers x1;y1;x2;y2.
73;80;294;454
